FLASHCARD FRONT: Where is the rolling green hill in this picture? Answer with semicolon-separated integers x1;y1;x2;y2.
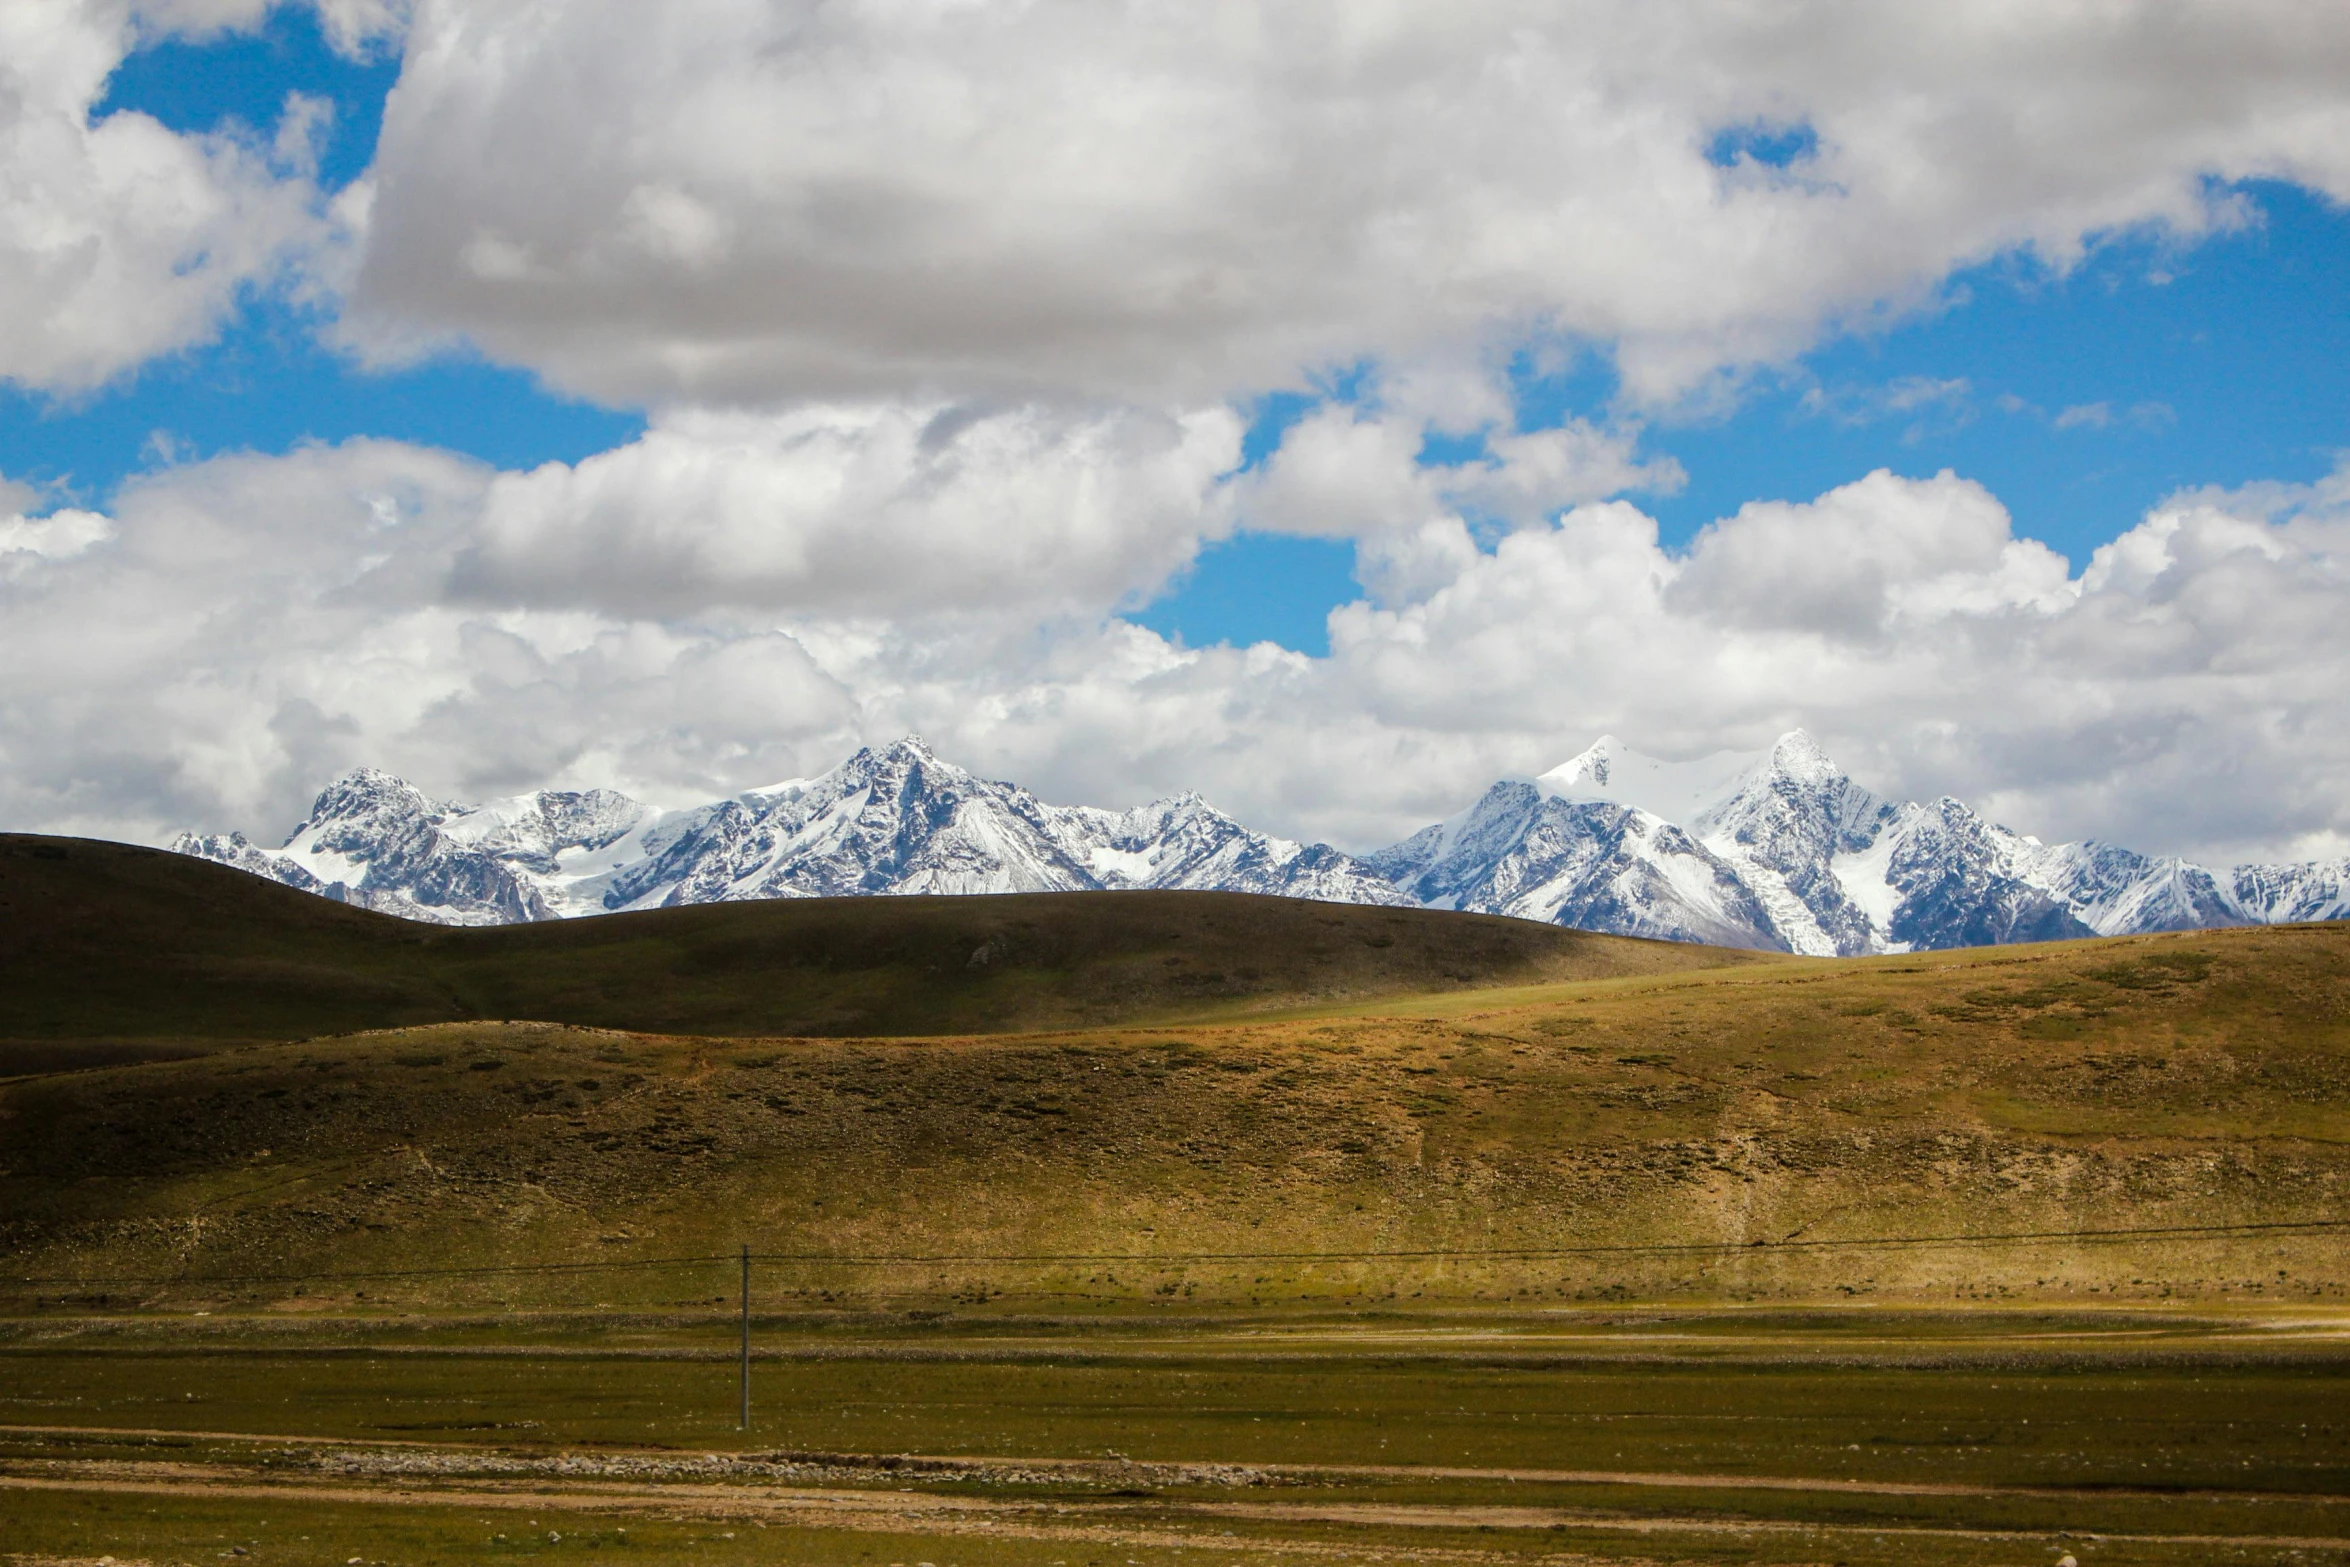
0;833;1756;1072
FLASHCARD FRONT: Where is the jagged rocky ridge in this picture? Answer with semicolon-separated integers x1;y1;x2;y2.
174;731;2349;951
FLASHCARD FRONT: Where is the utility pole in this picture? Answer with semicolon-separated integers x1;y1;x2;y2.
738;1243;751;1432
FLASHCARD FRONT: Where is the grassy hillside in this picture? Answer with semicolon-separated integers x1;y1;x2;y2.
0;833;1752;1069
5;920;2345;1307
7;843;2346;1567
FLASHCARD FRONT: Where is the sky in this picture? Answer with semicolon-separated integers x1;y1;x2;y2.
3;0;2349;869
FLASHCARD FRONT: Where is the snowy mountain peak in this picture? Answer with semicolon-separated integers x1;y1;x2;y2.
872;733;943;767
1691;733;1882;841
303;766;445;830
1541;734;1623;790
1763;728;1838;784
836;733;995;798
1537;734;1771;823
322;764;419;792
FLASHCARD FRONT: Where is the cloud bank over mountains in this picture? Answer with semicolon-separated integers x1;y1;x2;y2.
11;432;2349;870
2;2;2348;872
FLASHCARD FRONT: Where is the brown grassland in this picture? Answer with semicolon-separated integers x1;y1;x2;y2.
3;840;2350;1565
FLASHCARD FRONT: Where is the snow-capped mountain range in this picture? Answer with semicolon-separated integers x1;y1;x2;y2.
173;732;2350;952
173;736;1409;927
1368;730;2343;953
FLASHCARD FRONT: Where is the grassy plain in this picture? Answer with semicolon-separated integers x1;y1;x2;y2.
5;1310;2350;1565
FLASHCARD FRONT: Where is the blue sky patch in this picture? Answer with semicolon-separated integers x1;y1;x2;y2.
1130;534;1360;657
97;6;397;191
1705;121;1820;169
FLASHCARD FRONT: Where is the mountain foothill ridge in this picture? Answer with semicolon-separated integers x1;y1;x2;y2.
172;731;2350;954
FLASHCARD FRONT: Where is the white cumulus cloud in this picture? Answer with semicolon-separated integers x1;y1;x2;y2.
343;0;2350;407
454;401;1244;619
0;0;391;393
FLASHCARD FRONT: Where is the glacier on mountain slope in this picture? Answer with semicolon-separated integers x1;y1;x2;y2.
172;730;2348;950
1363;779;1784;949
2232;859;2350;924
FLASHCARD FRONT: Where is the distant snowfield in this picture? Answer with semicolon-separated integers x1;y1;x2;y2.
175;733;2350;952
